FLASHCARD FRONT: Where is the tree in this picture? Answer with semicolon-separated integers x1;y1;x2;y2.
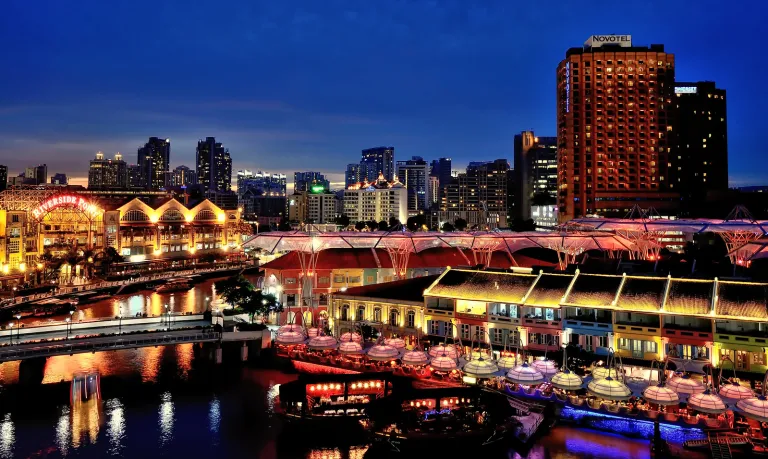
355;221;366;231
241;290;278;323
388;217;401;228
277;218;292;231
406;214;426;231
510;218;536;232
377;220;389;231
441;222;455;232
214;275;254;309
366;220;378;231
454;218;468;231
336;214;351;229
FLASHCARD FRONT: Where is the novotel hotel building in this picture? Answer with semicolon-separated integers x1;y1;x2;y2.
0;186;248;286
556;35;680;221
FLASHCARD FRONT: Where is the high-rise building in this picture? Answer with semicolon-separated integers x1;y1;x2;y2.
50;173;68;185
0;165;7;192
557;35;678;220
344;173;407;224
428;176;440;206
127;164;142;188
429;158;452;205
236;170;286;198
294;171;330;193
361;147;395;182
396;156;430;214
441;159;509;228
237;170;287;219
24;164;47;185
196;137;232;192
288;187;337;224
88;152;128;189
514;131;558;220
673;82;728;211
170;165;197;188
345;163;361;189
137;137;170;189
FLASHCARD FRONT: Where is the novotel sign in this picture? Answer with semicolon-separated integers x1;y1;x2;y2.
32;195;101;220
585;35;632;48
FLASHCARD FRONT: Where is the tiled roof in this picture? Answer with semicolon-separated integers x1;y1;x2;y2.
716;281;768;319
523;274;574;308
564;274;623;307
665;280;714;315
616;277;666;312
335;275;440;303
424;270;538;303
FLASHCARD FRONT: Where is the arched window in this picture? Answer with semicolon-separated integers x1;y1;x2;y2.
407;310;416;328
160;209;184;221
121;209;149;222
303;311;313;327
194;209;216;221
356;305;365;321
390;309;399;326
373;308;382;323
341;304;350;321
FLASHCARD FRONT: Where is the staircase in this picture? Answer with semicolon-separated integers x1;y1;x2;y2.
709;434;733;459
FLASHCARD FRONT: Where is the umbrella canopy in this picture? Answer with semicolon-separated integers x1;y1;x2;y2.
402;350;430;366
338;340;364;355
666;374;706;396
532;359;559;377
307;335;338;350
630;368;661;382
468;349;492;360
737;396;768;423
463;357;500;378
384;337;407;349
367;344;399;361
588;376;632;401
719;382;754;401
688;391;727;414
506;363;546;385
339;332;362;343
642;384;680;406
277;324;303;335
429;344;459;359
275;330;306;345
550;370;583;391
431;354;458;372
497;356;519;371
306;327;320;338
591;367;619;380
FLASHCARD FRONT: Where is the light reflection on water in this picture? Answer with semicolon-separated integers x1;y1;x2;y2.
0;413;14;459
106;399;125;456
158;392;174;447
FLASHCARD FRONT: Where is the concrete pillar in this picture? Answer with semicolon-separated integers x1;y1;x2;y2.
240;342;249;362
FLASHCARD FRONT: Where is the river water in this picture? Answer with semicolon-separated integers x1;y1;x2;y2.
0;277;699;458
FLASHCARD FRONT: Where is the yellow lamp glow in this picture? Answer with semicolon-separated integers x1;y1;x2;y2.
19;263;26;272
185;214;193;222
217;214;225;222
2;264;9;274
153;249;162;256
189;247;196;254
150;215;159;223
36;263;43;270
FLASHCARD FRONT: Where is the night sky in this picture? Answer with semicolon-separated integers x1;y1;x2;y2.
1;0;765;189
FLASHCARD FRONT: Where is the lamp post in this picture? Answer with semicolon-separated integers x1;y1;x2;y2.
15;314;21;343
12;287;16;299
65;317;71;339
118;311;123;334
165;304;170;330
8;322;14;345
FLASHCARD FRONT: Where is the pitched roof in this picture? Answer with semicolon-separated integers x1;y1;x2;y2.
334;275;440;303
424;269;538;303
616;276;667;312
716;281;768;319
665;279;714;315
523;273;574;307
564;274;623;307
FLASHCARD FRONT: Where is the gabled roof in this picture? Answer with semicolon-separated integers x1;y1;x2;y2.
665;279;714;315
334;275;440;304
615;276;667;312
716;281;768;319
564;274;622;308
522;273;574;308
424;269;538;303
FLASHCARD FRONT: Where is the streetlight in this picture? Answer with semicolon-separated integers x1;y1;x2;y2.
165;304;170;330
8;322;14;345
11;287;16;299
118;308;123;334
15;314;21;343
65;318;71;339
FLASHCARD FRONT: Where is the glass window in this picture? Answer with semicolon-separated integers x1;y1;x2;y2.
752;352;766;366
333;275;345;283
389;310;399;326
356;306;365;321
430;320;440;336
460;324;470;340
492;328;503;343
349;276;361;283
644;341;657;353
341;305;349;321
373;308;381;322
407;311;415;328
545;309;554;321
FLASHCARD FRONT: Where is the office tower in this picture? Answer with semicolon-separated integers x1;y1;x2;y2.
557;35;678;220
514;131;558;220
345;163;361;188
237;170;287;218
396;156;430;214
0;165;7;192
439;159;509;228
137;137;170;189
673;82;728;211
196;137;232;192
429;158;452;203
171;165;197;187
288;188;337;224
24;164;47;185
88;152;128;189
429;176;440;206
344;173;407;224
236;170;286;198
361;147;395;182
127;164;142;188
50;173;68;185
294;171;330;193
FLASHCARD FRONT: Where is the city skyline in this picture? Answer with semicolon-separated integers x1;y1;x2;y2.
1;1;766;188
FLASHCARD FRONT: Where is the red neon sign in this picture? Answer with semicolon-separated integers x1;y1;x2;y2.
32;195;101;220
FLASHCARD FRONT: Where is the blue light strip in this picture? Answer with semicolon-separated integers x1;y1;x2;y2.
560;406;706;443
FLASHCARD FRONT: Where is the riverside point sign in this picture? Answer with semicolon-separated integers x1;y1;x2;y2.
585;35;632;48
32;195;101;220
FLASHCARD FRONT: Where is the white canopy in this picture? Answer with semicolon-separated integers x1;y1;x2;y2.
429;344;459;359
384;337;407;349
402;350;430;366
587;377;632;401
366;344;400;361
737;396;768;423
591;367;619;380
719;382;754;401
642;384;680;406
666;374;706;396
532;359;558;377
462;357;500;378
338;341;363;355
687;391;727;414
431;354;458;372
506;363;546;385
307;335;338;350
497;355;519;371
275;330;306;345
339;332;362;343
550;370;583;391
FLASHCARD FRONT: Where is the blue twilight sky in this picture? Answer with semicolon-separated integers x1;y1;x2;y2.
1;0;766;189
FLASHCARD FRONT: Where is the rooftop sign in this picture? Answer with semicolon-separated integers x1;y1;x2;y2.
675;86;698;94
585;35;632;48
32;195;101;220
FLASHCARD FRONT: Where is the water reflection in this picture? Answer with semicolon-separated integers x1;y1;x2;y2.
71;397;101;448
106;399;125;456
55;406;70;456
158;392;174;447
0;413;14;459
